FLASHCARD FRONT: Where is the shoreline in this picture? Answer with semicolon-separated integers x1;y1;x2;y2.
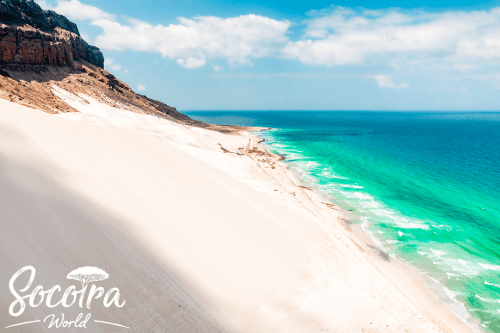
239;129;476;333
0;95;477;332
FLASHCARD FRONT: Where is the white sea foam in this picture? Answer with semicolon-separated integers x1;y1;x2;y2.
371;209;392;217
321;170;348;179
395;222;430;230
266;125;494;333
442;258;473;270
430;249;448;257
485;281;500;288
451;268;480;278
479;263;500;271
341;192;362;199
475;295;498;303
342;185;364;189
354;192;373;200
359;201;380;209
443;287;458;301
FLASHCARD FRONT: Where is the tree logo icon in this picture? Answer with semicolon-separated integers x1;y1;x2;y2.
66;267;109;289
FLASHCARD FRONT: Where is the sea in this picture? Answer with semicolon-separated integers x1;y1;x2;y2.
186;111;500;333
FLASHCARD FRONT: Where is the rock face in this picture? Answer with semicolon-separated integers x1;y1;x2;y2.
0;0;80;34
0;1;247;134
0;0;104;68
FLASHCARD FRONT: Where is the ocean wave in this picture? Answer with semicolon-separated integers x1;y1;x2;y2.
443;286;459;301
485;281;500;288
342;184;365;189
260;130;497;332
395;222;430;230
430;249;448;257
475;295;500;303
479;263;500;271
459;259;469;267
320;170;348;179
354;192;374;200
359;201;381;209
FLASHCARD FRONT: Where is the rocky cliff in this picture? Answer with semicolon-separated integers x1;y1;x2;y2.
0;0;246;133
0;0;104;68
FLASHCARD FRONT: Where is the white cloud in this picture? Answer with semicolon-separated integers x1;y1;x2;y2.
137;85;146;91
91;15;289;68
49;0;115;21
467;73;500;89
123;70;129;74
213;65;224;72
37;0;50;10
104;58;122;71
368;75;409;88
48;2;289;69
176;55;206;69
282;7;500;68
47;1;500;75
80;32;91;42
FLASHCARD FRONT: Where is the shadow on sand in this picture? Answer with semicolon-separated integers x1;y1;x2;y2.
0;124;230;332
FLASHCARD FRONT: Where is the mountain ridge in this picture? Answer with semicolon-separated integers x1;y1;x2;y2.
0;0;103;67
0;0;249;133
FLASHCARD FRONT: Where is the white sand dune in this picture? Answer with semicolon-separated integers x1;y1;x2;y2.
0;95;473;332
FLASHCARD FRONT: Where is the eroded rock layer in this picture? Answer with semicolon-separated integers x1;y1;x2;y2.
0;0;104;68
0;0;248;133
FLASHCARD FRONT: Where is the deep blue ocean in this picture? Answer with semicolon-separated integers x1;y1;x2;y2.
186;111;500;332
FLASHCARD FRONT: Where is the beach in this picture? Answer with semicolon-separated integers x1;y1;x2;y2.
0;93;474;332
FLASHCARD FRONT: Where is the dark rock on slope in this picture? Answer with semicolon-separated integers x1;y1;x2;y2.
0;0;249;134
0;0;104;68
0;0;79;34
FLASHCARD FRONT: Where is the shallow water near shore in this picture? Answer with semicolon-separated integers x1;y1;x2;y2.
187;110;500;332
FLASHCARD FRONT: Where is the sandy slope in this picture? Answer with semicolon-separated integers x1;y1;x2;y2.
0;96;473;333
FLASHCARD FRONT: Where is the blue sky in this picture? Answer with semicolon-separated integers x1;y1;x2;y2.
39;0;500;110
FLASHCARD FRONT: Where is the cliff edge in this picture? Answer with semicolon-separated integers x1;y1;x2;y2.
0;0;104;68
0;0;246;133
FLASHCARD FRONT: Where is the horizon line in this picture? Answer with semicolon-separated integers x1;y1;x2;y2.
182;109;500;112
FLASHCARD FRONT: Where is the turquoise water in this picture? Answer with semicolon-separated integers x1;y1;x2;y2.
186;111;500;332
